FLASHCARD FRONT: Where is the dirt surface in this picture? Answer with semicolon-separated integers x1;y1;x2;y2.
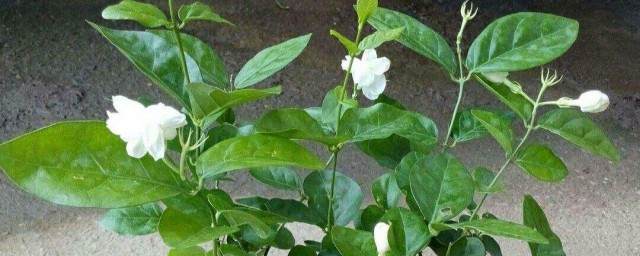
1;0;639;255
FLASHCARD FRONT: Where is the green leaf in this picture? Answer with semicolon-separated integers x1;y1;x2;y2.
149;31;230;88
408;153;474;223
355;135;410;169
471;109;516;155
289;245;318;256
466;12;579;73
0;121;185;208
339;103;438;149
454;219;548;244
356;0;378;25
538;108;620;161
264;198;323;226
219;244;250;256
234;34;312;88
203;123;239;150
449;237;486;256
89;23;190;108
331;226;377;256
168;246;207;256
481;236;503;256
381;207;430;256
330;29;359;55
218;210;272;239
354;205;385;232
178;2;232;25
100;202;162;235
249;166;303;191
187;83;281;122
523;195;566;256
515;143;569;182
197;134;324;180
321;86;358;133
159;195;239;248
304;170;363;227
474;74;533;121
255;108;344;145
102;0;170;28
452;110;488;144
358;27;405;50
473;167;504;194
371;173;401;209
369;8;457;74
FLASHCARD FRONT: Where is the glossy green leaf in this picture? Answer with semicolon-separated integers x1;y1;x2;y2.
354;205;385;232
159;195;239;248
289;245;318;256
321;86;358;133
356;0;378;25
481;236;502;256
473;167;504;194
178;2;232;25
330;29;359;55
236;196;269;210
449;237;486;256
331;226;377;256
523;195;566;256
149;31;230;88
197;134;324;180
409;153;474;223
218;210;271;239
0;121;185;208
264;198;323;226
381;207;430;256
515;143;569;182
356;134;410;169
255;108;343;145
218;244;250;256
339;103;438;149
474;74;533;121
249;166;303;191
206;189;235;212
538;108;620;161
358;27;405;50
187;83;281;121
304;170;363;227
168;246;206;256
472;109;516;155
203;123;239;150
102;0;170;28
371;173;401;209
100;202;162;235
235;34;312;88
466;12;579;73
369;8;457;74
454;219;548;244
452;110;488;144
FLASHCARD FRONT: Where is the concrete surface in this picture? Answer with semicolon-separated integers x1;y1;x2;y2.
1;0;639;255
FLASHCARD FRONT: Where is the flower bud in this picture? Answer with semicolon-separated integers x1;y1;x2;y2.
373;222;391;255
483;72;509;84
575;90;609;113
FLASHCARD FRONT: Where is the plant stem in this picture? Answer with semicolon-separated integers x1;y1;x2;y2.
168;0;191;85
327;151;339;232
442;80;465;148
469;85;547;220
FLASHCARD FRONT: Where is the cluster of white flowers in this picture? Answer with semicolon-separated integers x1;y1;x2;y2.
342;49;390;100
106;96;187;161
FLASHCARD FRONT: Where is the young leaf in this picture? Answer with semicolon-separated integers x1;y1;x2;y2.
453;219;548;244
167;246;207;256
196;134;324;180
321;86;358;133
473;167;505;194
102;0;170;28
452;110;488;144
356;0;378;25
515;143;569;182
255;108;344;145
330;29;359;55
381;207;431;256
537;108;620;161
178;2;233;25
466;13;579;73
249;166;303;191
100;202;163;235
449;237;486;256
368;8;457;74
354;205;385;232
234;34;312;88
523;195;566;256
331;226;378;256
474;74;533;122
471;109;516;155
0;121;185;208
409;153;475;223
371;173;402;209
186;83;281;122
304;170;364;227
358;27;405;50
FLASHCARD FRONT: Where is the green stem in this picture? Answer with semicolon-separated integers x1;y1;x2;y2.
327;151;339;232
442;80;465;148
168;0;191;85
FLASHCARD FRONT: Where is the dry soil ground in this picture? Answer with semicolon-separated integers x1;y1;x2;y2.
0;0;639;255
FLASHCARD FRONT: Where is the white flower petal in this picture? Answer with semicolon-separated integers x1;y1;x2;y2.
577;90;609;113
370;57;391;75
373;223;391;255
125;139;146;159
352;70;375;87
147;103;187;128
361;75;387;100
163;127;178;141
112;95;145;114
143;126;166;161
361;49;378;61
106;111;144;141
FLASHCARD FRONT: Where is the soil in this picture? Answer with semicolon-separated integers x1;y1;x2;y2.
1;0;639;255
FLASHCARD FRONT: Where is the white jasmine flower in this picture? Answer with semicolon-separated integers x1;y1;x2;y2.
106;95;187;161
342;49;390;100
556;90;610;113
484;72;509;84
373;222;391;255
